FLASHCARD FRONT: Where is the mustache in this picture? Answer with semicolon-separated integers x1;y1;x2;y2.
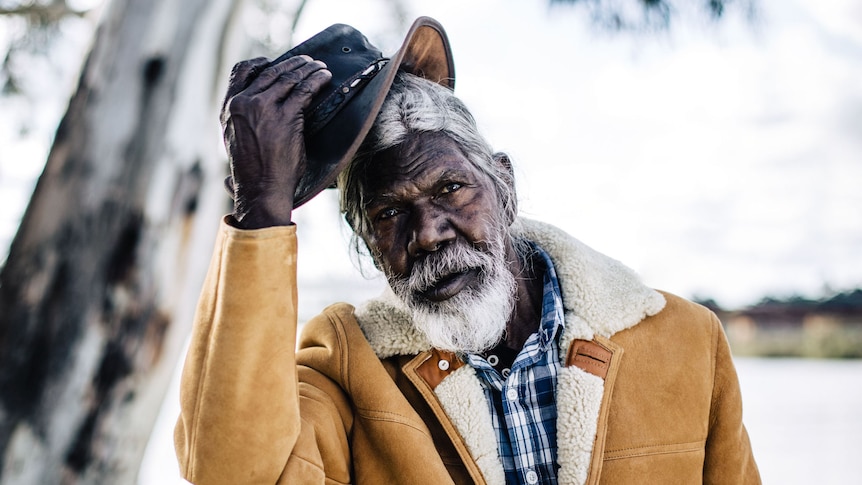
396;241;495;294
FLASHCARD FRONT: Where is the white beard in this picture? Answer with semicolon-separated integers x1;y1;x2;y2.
387;234;516;354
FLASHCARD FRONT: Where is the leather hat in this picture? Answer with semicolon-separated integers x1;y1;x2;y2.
271;16;455;208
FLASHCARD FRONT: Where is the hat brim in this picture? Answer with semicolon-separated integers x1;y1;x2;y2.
293;16;455;208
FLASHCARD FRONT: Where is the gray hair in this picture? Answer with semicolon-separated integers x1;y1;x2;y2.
338;71;517;241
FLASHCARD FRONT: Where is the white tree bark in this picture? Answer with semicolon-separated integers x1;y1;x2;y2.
0;0;250;482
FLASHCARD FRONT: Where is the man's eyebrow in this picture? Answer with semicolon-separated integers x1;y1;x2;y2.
364;192;399;210
362;168;476;209
437;168;473;180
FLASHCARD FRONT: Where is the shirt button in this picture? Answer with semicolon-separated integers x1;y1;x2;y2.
437;359;450;371
506;388;518;401
526;469;539;484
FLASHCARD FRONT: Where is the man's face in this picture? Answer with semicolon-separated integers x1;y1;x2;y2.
360;131;515;352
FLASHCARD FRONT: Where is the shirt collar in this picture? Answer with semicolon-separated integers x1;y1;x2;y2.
532;241;566;351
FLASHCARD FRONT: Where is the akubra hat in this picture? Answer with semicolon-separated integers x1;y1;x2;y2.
270;16;455;208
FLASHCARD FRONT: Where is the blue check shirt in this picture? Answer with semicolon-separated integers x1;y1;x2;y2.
465;244;565;485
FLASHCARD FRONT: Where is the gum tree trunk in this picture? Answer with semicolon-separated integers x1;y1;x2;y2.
0;0;247;482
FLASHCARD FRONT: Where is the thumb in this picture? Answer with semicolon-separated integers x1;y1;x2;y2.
223;175;236;200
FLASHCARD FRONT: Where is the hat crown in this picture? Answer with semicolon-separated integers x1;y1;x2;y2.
273;24;384;108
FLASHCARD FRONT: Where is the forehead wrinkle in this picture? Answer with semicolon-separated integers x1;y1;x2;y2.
393;130;466;167
396;143;459;176
361;131;482;206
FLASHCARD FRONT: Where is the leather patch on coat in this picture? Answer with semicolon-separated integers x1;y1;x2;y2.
416;349;464;390
565;339;612;380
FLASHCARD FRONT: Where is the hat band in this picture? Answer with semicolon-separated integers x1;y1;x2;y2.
307;57;390;136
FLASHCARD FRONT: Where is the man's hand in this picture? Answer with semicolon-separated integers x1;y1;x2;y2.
221;55;331;229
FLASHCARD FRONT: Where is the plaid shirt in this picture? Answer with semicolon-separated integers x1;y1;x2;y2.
465;244;565;485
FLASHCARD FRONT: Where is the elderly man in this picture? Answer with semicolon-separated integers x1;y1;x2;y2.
175;17;760;485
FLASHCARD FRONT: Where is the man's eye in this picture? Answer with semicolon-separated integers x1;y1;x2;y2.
378;208;399;220
441;183;462;194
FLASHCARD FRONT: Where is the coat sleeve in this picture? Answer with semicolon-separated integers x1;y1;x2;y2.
703;313;762;484
174;219;352;484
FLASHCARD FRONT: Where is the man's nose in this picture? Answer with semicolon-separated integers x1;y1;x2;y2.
407;206;455;256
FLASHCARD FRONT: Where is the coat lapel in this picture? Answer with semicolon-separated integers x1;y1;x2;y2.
556;336;624;485
401;351;505;485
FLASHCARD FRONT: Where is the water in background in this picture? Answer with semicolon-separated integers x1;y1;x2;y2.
735;357;862;484
141;356;862;484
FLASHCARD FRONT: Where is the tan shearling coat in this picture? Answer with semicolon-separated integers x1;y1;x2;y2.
175;217;760;484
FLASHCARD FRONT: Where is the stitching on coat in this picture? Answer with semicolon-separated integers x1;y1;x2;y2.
604;440;705;460
354;407;433;437
606;439;705;453
708;312;721;430
326;310;349;392
604;445;703;461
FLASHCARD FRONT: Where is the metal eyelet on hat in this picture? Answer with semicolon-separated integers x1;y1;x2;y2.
342;46;351;53
305;57;388;136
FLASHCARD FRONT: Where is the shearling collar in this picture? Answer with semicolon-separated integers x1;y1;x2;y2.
355;217;666;359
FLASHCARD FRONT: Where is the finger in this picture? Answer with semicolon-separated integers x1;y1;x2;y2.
224;57;270;102
222;57;270;121
245;55;323;95
278;68;332;107
259;60;329;105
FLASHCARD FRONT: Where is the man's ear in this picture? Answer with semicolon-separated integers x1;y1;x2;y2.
493;152;518;225
493;152;514;178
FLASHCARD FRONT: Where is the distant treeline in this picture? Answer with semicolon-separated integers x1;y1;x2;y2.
695;289;862;359
696;288;862;316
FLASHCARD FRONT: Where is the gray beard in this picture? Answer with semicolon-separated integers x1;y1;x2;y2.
387;234;516;354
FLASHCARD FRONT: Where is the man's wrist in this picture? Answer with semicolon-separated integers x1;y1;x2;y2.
232;211;293;230
233;195;294;229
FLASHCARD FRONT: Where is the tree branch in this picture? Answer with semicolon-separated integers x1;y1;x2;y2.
0;1;88;23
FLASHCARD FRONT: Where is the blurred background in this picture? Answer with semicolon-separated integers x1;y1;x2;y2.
1;0;860;483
